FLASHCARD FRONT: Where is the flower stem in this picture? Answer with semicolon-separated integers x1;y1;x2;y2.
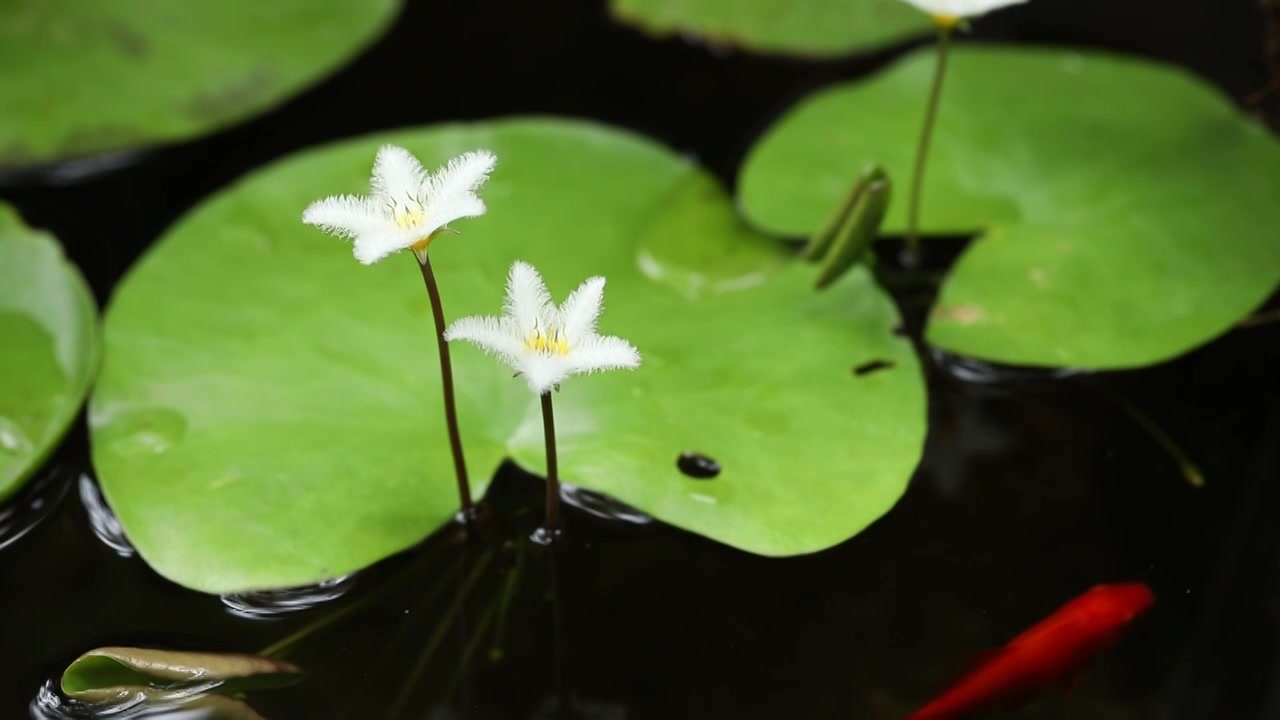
904;23;955;260
416;253;473;515
541;391;561;531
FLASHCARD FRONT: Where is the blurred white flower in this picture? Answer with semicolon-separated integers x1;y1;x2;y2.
302;145;496;265
897;0;1028;22
445;261;641;394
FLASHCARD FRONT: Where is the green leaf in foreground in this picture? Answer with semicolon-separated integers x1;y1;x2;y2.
0;0;400;171
61;647;302;699
0;204;99;500
92;118;925;592
609;0;930;58
739;46;1280;369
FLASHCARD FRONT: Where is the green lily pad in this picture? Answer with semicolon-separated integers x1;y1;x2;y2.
61;647;302;700
739;46;1280;369
0;204;99;500
91;118;925;593
0;0;400;171
609;0;930;58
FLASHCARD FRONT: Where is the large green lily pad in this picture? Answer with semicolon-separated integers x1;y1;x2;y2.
0;0;399;171
739;47;1280;369
0;204;99;500
609;0;930;58
91;118;925;593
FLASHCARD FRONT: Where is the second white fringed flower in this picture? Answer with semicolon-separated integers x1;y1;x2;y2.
897;0;1028;22
444;261;641;395
302;145;497;265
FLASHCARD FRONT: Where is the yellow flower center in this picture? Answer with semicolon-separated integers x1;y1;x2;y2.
931;13;961;29
525;328;569;356
393;200;425;230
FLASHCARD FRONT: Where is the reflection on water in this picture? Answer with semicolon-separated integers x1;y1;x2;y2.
0;464;72;551
560;484;654;526
927;347;1086;389
30;679;240;720
220;574;357;619
78;475;135;558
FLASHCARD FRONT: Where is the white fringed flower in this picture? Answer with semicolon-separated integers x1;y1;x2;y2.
897;0;1028;22
302;146;497;265
444;261;641;395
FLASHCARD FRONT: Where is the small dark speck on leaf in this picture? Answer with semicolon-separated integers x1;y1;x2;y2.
891;325;906;336
853;359;895;376
677;452;720;479
106;22;149;59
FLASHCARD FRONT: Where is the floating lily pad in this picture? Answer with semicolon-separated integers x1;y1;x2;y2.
739;47;1280;369
92;118;925;592
609;0;930;58
0;205;99;500
0;0;400;172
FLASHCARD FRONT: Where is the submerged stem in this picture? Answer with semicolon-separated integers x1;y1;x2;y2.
416;253;473;515
905;23;954;260
548;540;573;717
1091;380;1205;488
1114;395;1205;488
387;549;495;718
541;392;561;532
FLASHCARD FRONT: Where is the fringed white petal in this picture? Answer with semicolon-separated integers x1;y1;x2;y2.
371;145;428;204
567;335;641;376
897;0;1027;18
301;195;386;240
503;261;554;335
558;276;605;340
421;150;497;232
304;195;416;265
515;354;572;395
351;227;425;265
444;315;525;364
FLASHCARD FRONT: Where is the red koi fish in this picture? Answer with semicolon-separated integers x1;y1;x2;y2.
910;582;1155;718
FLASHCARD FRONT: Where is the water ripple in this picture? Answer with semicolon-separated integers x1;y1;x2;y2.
31;679;230;719
561;484;654;526
0;464;73;551
78;475;136;558
929;347;1084;389
221;573;358;618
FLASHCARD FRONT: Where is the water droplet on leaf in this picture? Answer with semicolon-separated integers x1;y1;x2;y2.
677;452;720;479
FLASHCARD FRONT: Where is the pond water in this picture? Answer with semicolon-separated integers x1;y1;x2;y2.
3;0;1280;718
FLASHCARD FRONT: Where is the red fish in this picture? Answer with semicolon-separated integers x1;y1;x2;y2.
910;582;1155;719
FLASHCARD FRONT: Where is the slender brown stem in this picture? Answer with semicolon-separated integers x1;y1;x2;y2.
905;24;954;258
541;391;560;531
416;253;472;514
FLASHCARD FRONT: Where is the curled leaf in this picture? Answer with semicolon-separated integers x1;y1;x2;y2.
815;173;891;289
803;164;887;263
61;647;302;700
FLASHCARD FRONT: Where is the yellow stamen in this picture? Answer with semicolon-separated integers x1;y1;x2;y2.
525;329;569;356
394;201;425;230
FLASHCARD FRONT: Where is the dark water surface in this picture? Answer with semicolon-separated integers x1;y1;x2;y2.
3;0;1280;718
